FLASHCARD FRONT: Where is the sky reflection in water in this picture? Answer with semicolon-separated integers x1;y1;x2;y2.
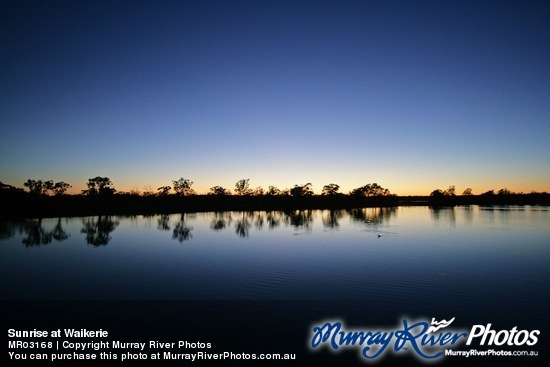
1;206;548;320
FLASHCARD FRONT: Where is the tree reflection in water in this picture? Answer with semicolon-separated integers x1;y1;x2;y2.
157;214;171;231
346;207;397;224
0;221;17;240
2;209;401;246
235;212;252;238
81;216;119;246
173;213;193;242
430;206;456;227
21;218;70;247
284;210;313;231
51;218;70;241
253;212;264;230
210;212;231;231
22;218;52;246
322;209;344;229
265;211;282;230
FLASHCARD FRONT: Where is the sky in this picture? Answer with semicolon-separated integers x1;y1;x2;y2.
1;0;549;196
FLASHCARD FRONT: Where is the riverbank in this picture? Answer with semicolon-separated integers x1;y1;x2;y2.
1;191;548;219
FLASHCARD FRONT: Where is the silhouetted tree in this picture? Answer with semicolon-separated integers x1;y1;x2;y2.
82;177;116;196
322;183;340;196
350;183;390;196
252;186;264;196
52;181;71;196
443;185;456;196
43;180;54;194
430;186;455;197
0;181;23;193
209;186;230;195
290;183;314;197
498;188;512;195
266;186;282;196
172;178;194;196
234;179;252;196
480;190;495;196
24;179;49;195
27;180;72;196
157;186;172;196
462;188;473;196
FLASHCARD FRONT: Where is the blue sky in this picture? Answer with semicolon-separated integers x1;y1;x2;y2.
1;0;549;195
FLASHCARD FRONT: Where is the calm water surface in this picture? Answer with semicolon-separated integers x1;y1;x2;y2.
1;206;549;315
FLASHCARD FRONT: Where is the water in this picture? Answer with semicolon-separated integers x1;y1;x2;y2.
2;206;549;365
1;206;548;309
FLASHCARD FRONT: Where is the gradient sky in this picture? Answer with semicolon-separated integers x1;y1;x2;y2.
1;0;549;195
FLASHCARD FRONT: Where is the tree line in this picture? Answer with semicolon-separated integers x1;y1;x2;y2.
1;178;547;198
429;185;538;197
1;177;548;219
1;177;396;198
